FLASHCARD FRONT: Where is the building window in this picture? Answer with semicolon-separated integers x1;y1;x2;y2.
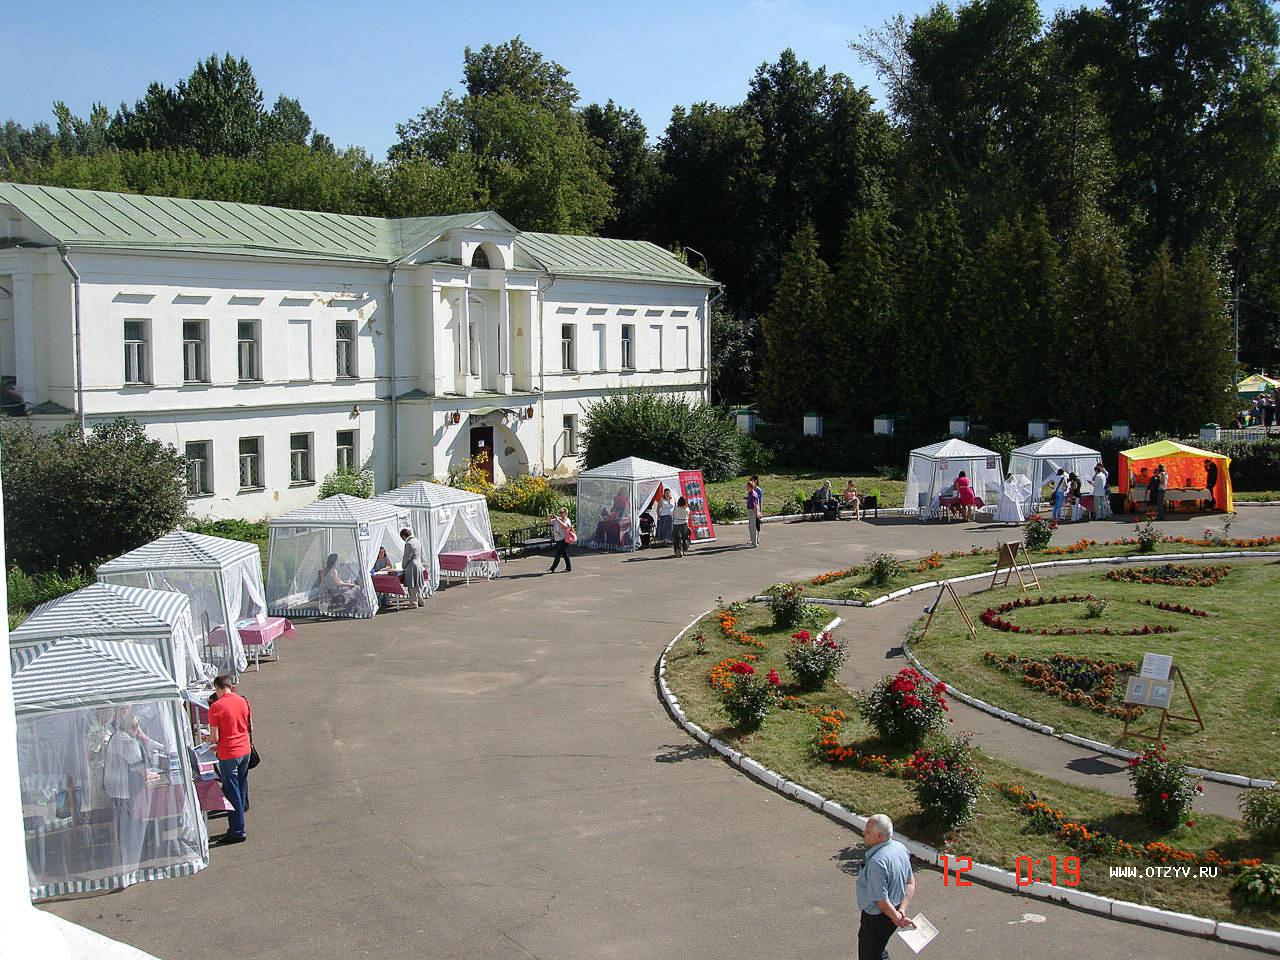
290;433;313;483
123;320;150;384
237;320;261;381
621;324;635;371
335;320;356;379
238;437;263;489
560;324;577;372
648;323;663;371
184;441;212;496
593;323;606;372
563;414;579;455
676;325;690;369
470;246;490;269
336;430;356;472
182;320;209;383
468;319;480;376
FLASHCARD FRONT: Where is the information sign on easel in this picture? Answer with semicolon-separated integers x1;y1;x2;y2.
1121;653;1204;743
919;581;976;640
990;540;1041;593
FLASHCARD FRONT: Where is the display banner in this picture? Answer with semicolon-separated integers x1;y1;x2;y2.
678;470;717;543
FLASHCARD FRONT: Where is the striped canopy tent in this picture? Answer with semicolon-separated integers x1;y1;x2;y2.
373;481;498;591
1008;437;1103;513
10;582;208;689
903;438;1005;510
266;495;409;619
11;637;207;901
96;531;267;679
576;457;684;552
1119;439;1233;512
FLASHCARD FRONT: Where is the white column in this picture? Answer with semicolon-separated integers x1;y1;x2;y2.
11;273;36;405
456;290;473;398
497;288;513;394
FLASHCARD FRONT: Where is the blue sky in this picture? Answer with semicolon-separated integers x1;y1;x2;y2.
4;0;1076;157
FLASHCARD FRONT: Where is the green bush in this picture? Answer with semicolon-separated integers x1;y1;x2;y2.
489;475;562;516
1128;745;1198;830
318;467;374;499
1233;863;1280;910
764;582;812;628
736;433;774;474
580;394;742;482
865;552;904;586
859;667;950;747
184;517;269;544
1024;515;1057;551
1;418;187;574
8;565;93;629
784;628;848;691
716;661;775;731
913;735;983;829
708;495;744;522
1240;788;1280;843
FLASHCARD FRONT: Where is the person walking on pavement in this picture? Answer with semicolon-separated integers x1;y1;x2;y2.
548;506;575;572
1048;468;1068;522
672;496;691;557
400;528;426;607
856;813;916;960
205;674;253;845
745;479;763;548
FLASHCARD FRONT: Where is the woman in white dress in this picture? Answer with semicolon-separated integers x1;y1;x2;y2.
1091;463;1111;519
995;474;1030;524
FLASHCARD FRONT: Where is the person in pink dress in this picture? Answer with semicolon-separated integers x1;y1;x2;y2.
955;471;977;520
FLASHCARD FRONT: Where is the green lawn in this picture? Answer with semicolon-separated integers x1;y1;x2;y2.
666;603;1278;927
705;472;907;515
911;561;1280;779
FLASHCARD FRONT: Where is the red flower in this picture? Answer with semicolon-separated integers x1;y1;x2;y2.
729;661;755;675
1185;820;1196;827
792;630;811;642
767;669;781;686
1159;792;1169;800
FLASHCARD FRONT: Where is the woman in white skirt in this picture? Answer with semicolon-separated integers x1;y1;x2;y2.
400;528;427;606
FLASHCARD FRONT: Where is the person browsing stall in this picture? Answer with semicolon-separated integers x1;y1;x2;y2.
205;675;252;845
400;528;426;607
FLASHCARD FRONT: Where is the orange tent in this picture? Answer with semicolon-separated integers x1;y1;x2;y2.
1118;440;1233;512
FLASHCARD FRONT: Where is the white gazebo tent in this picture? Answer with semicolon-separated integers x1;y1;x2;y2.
12;637;207;901
1009;437;1103;512
10;583;208;690
373;481;499;591
96;532;266;679
577;457;683;552
265;495;408;619
904;438;1005;514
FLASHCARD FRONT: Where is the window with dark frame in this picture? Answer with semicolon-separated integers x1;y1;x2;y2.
560;324;576;372
184;441;212;495
621;324;635;371
238;320;262;381
471;247;490;269
335;320;356;378
563;414;578;454
124;320;149;384
238;437;263;489
336;430;356;472
182;320;208;383
290;433;313;483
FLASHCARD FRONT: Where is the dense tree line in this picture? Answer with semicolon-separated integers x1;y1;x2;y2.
5;3;1280;430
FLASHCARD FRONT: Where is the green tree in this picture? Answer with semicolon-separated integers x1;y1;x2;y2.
579;394;742;482
389;38;613;233
759;222;831;424
581;100;658;238
0;418;187;574
709;301;754;405
829;200;899;422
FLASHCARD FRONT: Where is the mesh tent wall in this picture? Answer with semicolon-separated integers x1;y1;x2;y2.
1008;437;1103;513
373;481;498;591
576;457;682;552
1118;440;1234;511
265;495;408;618
902;439;1005;509
96;531;266;679
10;583;208;689
11;637;207;901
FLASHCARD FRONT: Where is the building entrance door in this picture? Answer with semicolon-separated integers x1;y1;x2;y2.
470;426;495;483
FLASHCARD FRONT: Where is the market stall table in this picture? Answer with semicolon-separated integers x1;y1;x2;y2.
438;548;501;584
937;495;984;520
209;616;294;670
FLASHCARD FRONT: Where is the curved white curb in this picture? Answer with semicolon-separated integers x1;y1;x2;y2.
655;614;1280;954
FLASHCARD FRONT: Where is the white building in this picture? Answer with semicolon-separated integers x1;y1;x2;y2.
0;183;714;519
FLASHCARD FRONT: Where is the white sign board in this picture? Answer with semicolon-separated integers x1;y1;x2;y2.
1140;653;1173;681
1148;680;1174;710
1124;677;1149;706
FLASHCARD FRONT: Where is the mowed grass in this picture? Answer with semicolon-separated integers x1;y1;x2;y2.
911;561;1280;779
665;602;1279;927
704;472;906;515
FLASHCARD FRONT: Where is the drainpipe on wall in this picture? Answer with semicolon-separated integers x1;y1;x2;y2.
387;264;400;485
56;246;86;439
535;273;556;473
706;283;724;404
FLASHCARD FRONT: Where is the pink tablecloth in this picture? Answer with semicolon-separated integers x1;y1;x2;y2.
132;782;192;820
210;616;295;649
195;777;233;813
438;549;500;572
371;572;406;596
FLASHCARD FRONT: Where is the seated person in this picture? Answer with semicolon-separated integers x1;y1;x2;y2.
371;546;394;574
318;553;361;612
840;481;861;519
810;480;838;518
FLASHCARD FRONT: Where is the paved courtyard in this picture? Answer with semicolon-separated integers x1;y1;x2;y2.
47;508;1278;959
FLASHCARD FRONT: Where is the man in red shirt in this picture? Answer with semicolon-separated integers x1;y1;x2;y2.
206;674;252;844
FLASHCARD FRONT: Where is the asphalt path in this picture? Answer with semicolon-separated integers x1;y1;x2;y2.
46;508;1278;959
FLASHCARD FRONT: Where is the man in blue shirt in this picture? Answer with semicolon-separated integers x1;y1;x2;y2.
855;813;916;959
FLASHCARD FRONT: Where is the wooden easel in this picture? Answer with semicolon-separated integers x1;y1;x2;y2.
1120;665;1205;743
920;581;976;640
990;540;1040;593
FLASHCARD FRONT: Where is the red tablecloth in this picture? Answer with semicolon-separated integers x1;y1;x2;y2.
210;616;295;649
195;777;233;813
438;549;500;572
938;496;984;512
371;572;406;596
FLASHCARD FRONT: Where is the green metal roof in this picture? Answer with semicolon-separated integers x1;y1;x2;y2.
516;232;711;285
0;182;713;286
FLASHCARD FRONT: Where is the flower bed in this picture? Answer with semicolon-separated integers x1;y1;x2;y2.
1105;563;1232;587
708;654;758;691
1138;598;1211;617
1043;538;1098;555
996;783;1261;873
715;608;765;648
979;595;1179;636
810;567;860;586
982;651;1140;719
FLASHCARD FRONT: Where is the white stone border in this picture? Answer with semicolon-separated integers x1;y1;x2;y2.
655;612;1280;954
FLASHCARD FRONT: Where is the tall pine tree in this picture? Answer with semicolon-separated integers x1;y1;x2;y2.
759;222;831;425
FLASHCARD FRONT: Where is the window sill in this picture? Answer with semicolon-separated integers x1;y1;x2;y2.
123;383;153;389
289;481;315;488
181;381;212;387
186;492;215;499
237;486;265;494
237;379;264;385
